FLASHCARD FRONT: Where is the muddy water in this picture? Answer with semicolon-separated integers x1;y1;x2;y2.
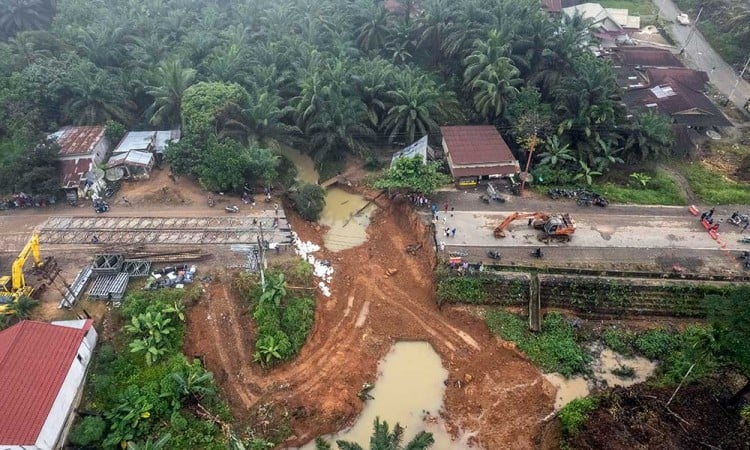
544;347;658;410
543;373;591;410
319;187;376;252
301;341;474;449
275;145;319;184
276;146;376;252
594;348;657;387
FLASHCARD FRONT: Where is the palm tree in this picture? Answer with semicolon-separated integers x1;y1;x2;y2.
305;96;375;161
624;110;674;161
353;1;389;53
203;44;249;84
415;0;455;66
0;0;53;39
321;417;434;450
219;88;299;149
382;72;460;145
145;59;196;128
352;57;398;128
727;3;750;43
61;65;133;125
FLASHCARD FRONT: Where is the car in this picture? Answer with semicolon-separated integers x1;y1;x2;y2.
677;13;690;25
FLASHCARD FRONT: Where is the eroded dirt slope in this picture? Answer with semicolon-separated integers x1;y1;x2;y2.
185;198;554;449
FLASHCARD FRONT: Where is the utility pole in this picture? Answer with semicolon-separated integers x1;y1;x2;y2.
680;7;703;54
257;223;266;291
520;129;538;196
728;54;750;105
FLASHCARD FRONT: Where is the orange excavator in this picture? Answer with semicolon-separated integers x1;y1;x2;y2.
493;212;576;242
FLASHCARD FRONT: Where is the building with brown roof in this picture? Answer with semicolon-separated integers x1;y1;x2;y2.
48;126;110;196
611;47;684;68
622;67;731;128
0;319;97;449
440;126;520;187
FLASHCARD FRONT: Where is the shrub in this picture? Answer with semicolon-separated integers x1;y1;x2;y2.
559;397;600;436
611;365;636;379
104;120;126;144
281;297;315;353
290;183;325;221
170;411;188;431
634;328;678;360
69;416;106;447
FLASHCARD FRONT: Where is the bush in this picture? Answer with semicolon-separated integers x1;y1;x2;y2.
69;416;106;447
104;119;126;145
281;297;315;353
486;310;590;376
559;397;600;436
611;365;636;378
634;328;678;360
290;183;325;221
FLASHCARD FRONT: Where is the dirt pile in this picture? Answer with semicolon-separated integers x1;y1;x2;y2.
571;382;750;449
184;196;555;448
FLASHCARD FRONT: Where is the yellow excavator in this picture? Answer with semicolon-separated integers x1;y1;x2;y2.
493;211;576;242
0;231;45;314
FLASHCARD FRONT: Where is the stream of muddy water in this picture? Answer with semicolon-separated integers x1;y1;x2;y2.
277;147;375;251
300;342;473;449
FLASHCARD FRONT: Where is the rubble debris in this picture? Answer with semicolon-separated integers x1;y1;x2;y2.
144;264;196;290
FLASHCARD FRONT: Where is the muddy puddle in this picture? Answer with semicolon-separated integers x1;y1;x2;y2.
544;346;657;410
319;187;376;252
278;146;376;252
300;341;474;449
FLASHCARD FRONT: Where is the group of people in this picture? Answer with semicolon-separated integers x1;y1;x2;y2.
701;208;750;233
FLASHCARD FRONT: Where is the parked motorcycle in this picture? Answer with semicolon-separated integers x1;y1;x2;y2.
487;250;502;260
728;212;749;226
531;248;544;259
225;205;239;213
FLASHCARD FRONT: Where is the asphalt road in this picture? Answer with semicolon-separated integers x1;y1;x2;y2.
652;0;750;110
426;190;750;276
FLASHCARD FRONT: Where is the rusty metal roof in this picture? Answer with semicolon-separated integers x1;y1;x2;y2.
50;126;106;157
441;126;518;166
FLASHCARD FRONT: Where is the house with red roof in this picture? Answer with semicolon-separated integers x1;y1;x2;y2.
48;125;110;199
440;126;520;187
0;319;97;449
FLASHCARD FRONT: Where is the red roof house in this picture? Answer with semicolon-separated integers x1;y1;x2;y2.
440;126;520;185
0;320;97;449
48;126;110;194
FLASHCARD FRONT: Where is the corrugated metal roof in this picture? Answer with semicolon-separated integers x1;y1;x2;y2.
108;150;154;168
60;158;93;189
441;126;518;166
113;131;155;154
613;47;684;68
391;136;428;167
49;126;106;157
154;129;180;152
0;320;92;444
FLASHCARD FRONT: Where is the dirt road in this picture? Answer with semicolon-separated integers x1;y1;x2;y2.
184;200;555;449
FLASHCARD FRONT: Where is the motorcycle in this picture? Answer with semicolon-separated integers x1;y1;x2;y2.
531;248;544;259
207;196;215;207
93;198;109;213
225;205;239;213
728;212;749;226
487;250;502;260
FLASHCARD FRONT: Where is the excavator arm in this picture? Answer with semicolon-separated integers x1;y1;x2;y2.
493;212;549;238
6;232;42;291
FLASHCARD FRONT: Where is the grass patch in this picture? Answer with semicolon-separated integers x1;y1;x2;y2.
611;365;636;378
436;276;484;305
486;310;590;377
594;171;685;205
598;0;656;15
682;163;750;204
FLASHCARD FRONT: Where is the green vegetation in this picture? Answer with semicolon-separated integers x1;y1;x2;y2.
672;0;749;66
436;276;484;306
598;0;657;16
611;365;636;379
74;289;229;449
374;155;451;195
315;417;434;450
682;163;750;204
290;183;326;221
594;171;685;205
486;310;590;377
559;397;600;436
242;269;316;366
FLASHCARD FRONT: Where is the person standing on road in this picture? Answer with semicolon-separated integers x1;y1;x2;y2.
743;221;749;233
274;203;279;216
450;206;455;217
451;228;456;237
444;202;449;213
